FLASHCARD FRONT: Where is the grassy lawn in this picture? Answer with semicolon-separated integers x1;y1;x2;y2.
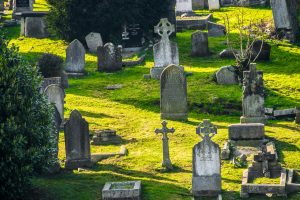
4;1;300;200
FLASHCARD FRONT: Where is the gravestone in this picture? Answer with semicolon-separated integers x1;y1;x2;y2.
155;121;175;170
191;31;209;57
208;0;220;10
85;32;103;53
160;65;188;120
193;0;205;9
13;0;32;12
296;107;300;124
240;63;266;124
122;24;143;52
192;120;221;198
270;0;299;42
208;21;225;37
216;66;238;85
91;129;122;145
150;18;179;79
44;84;65;126
64;110;92;170
65;39;86;74
251;40;271;61
97;43;122;72
176;0;193;12
17;12;48;38
102;181;142;200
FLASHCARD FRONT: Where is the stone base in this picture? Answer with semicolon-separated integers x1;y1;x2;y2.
240;116;267;124
66;72;85;77
102;181;141;200
65;159;92;170
150;66;184;80
192;175;221;197
161;112;188;121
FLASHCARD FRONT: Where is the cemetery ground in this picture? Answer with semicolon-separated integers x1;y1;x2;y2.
4;1;300;200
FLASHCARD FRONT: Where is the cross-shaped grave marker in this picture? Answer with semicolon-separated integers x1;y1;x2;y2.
154;18;175;42
196;119;217;140
155;121;175;170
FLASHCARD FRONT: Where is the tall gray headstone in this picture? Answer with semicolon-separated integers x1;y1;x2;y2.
64;110;91;170
192;120;221;198
191;31;209;57
150;18;179;79
44;84;65;126
208;0;220;10
97;43;122;72
65;39;86;74
240;63;266;124
270;0;299;42
24;16;48;38
176;0;193;12
160;64;188;120
85;32;103;53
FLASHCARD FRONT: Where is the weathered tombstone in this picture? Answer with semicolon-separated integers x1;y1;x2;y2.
251;40;271;61
240;63;266;124
208;0;220;10
65;39;85;74
121;24;143;52
270;0;299;42
191;31;209;57
102;181;142;200
193;0;205;9
176;0;193;12
13;0;32;12
97;43;122;72
208;21;225;37
42;77;61;92
44;84;65;126
85;32;103;53
64;110;92;170
192;120;221;198
160;64;188;120
155;121;175;170
150;18;179;79
216;66;238;85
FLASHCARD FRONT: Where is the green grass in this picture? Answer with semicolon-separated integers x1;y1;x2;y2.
4;3;300;200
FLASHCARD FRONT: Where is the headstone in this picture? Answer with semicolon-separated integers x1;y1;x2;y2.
192;120;221;198
44;84;65;126
208;0;220;10
240;63;266;124
42;77;61;92
85;32;103;53
160;64;188;120
193;0;205;9
155;121;175;170
296;107;300;124
270;0;299;42
97;43;122;72
208;21;225;37
176;0;193;12
24;17;48;38
216;66;238;85
64;110;92;170
251;40;271;61
65;39;86;74
150;18;179;79
13;0;32;12
191;31;209;57
121;24;143;52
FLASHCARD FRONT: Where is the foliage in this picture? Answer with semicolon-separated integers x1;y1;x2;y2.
46;0;172;43
38;53;64;78
0;34;55;199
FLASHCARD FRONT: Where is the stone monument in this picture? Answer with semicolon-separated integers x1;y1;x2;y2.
65;39;86;75
176;0;193;12
85;32;103;53
240;63;266;124
97;43;122;72
13;0;32;13
191;31;209;57
150;18;179;79
208;0;220;10
64;110;92;169
155;121;175;170
160;64;188;120
192;119;221;198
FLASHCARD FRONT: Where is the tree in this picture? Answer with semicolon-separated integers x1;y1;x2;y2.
0;34;55;199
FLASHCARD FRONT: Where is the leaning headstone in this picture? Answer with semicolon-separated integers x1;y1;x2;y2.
191;31;209;57
240;63;266;124
192;119;221;198
176;0;193;12
85;32;103;53
208;0;220;10
270;0;299;42
208;21;225;37
64;110;92;170
150;18;179;79
155;121;175;170
65;39;85;74
44;84;65;126
216;66;238;85
160;64;188;120
97;43;122;72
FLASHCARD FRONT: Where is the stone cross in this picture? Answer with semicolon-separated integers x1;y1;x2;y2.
196;119;217;140
254;149;276;178
154;18;175;42
155;121;175;170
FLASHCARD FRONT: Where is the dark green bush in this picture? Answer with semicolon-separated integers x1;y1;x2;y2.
46;0;172;43
0;35;55;199
38;53;64;78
